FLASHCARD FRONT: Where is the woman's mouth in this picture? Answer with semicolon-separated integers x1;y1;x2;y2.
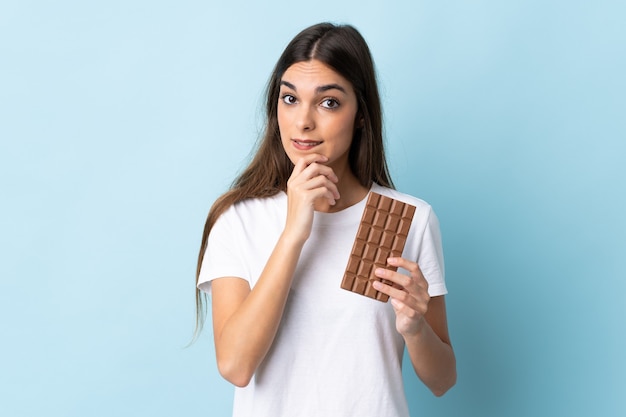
292;139;322;150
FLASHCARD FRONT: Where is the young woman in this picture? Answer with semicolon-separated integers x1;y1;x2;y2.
196;22;456;417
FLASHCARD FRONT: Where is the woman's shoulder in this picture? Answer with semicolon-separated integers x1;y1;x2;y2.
219;191;287;222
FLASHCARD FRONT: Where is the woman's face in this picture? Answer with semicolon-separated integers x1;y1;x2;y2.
277;59;359;171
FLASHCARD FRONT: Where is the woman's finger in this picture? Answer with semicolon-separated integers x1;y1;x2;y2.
386;257;429;288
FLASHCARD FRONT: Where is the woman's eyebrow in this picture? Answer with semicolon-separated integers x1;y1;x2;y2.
279;80;347;95
316;83;347;94
280;80;297;90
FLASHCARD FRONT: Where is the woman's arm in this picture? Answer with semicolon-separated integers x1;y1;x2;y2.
403;295;456;396
211;154;339;387
373;258;457;396
211;233;305;387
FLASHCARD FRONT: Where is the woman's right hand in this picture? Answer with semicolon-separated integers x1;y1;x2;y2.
284;153;340;242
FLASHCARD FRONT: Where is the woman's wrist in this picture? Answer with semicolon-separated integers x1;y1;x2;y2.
400;316;428;340
278;228;309;250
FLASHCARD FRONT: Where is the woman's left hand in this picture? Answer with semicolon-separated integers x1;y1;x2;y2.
372;257;430;337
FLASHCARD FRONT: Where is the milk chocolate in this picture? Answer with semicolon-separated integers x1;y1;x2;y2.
340;192;416;302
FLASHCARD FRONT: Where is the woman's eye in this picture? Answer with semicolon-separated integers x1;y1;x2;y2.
321;98;339;109
281;94;297;104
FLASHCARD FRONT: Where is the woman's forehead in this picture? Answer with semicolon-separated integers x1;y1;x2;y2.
280;60;354;94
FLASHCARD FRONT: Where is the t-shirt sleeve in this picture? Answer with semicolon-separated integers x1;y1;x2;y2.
418;207;447;297
197;207;250;295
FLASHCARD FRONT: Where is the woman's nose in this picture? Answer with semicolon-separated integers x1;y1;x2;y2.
295;105;315;131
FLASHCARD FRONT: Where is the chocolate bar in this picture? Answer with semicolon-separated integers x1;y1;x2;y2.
341;192;416;302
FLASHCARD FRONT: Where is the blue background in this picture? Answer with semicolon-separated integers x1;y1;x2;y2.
1;1;624;416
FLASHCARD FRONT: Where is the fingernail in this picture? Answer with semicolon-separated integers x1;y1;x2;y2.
387;257;397;265
375;268;385;276
372;281;382;290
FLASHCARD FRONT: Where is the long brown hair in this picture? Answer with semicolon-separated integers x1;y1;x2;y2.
193;22;394;338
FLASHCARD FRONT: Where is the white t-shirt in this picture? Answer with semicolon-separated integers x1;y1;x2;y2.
198;183;447;417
